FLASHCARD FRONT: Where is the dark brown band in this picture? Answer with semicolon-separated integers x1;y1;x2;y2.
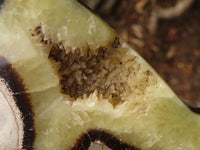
71;129;140;150
0;57;35;150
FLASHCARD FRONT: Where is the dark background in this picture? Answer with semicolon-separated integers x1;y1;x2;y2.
0;0;3;7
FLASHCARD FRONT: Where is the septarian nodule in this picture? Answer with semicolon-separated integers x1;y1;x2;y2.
0;0;200;150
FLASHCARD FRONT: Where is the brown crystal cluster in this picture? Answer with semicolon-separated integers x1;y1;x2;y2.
49;43;131;105
31;24;157;107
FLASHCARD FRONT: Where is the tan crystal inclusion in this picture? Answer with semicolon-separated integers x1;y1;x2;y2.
32;25;157;106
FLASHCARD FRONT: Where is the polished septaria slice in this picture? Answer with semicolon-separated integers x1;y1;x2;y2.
0;0;200;150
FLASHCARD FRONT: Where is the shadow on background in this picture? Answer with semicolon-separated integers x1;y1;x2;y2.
0;0;4;10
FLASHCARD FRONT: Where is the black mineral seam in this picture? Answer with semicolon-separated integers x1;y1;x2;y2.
71;129;141;150
0;57;35;150
184;102;200;114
